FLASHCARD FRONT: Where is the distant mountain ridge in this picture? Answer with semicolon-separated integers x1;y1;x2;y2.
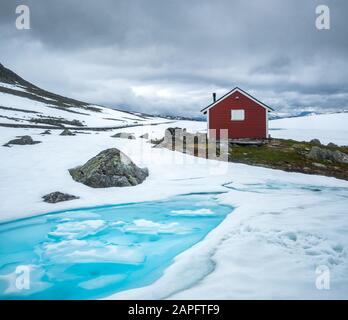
0;63;100;111
0;63;166;129
269;110;348;120
0;63;33;86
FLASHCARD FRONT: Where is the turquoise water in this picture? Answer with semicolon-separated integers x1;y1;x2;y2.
0;193;232;300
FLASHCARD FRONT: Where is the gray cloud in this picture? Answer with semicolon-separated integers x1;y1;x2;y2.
1;0;348;116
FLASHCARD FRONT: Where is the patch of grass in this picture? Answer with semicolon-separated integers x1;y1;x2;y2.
181;138;348;181
229;139;348;180
230;142;303;165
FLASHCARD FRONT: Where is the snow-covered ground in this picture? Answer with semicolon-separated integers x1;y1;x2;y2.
270;112;348;146
0;119;347;299
1;81;348;299
109;173;348;300
0;121;206;222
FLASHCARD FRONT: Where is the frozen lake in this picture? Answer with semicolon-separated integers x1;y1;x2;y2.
0;193;233;299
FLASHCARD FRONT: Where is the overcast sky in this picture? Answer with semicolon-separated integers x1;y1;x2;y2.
1;0;348;116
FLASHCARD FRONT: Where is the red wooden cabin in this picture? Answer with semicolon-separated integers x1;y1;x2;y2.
201;87;273;139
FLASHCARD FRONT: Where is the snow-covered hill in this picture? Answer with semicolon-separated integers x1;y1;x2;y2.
0;63;166;129
270;112;348;146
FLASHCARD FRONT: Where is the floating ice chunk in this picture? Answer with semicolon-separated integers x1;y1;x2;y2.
41;239;144;264
111;220;126;226
49;220;106;239
135;219;164;227
122;219;190;235
170;208;215;216
66;246;144;264
43;239;88;253
79;274;126;290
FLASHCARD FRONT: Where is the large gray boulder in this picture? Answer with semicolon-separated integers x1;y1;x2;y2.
69;148;148;188
3;135;41;147
307;146;348;164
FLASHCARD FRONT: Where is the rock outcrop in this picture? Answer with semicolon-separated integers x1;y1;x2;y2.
60;129;75;136
310;139;321;146
3;135;41;147
69;148;148;188
327;142;338;148
111;132;136;139
43;191;79;203
307;146;348;164
139;133;149;139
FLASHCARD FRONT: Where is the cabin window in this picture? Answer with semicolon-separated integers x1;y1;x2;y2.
231;109;245;121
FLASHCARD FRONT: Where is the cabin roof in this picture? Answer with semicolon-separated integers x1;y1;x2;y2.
201;87;274;113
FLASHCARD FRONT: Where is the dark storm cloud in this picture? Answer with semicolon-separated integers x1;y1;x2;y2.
1;0;348;116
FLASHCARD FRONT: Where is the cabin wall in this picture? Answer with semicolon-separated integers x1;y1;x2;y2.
208;91;267;139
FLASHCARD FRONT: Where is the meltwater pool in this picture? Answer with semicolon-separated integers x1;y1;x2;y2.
0;193;233;299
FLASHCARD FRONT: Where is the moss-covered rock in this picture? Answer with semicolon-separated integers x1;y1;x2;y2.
69;148;148;188
307;146;348;163
43;191;78;203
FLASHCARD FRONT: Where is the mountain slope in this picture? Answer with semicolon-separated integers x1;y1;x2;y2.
0;63;165;129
